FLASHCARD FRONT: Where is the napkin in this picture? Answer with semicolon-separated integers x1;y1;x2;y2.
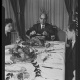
5;54;13;63
5;49;10;54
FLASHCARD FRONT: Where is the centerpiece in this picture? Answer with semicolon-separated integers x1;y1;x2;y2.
8;36;46;63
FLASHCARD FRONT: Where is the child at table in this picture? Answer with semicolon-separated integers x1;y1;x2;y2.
65;22;76;80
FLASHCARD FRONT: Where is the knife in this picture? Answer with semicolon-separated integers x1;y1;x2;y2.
42;66;62;70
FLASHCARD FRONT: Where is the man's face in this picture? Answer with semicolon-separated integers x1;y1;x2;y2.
39;14;46;25
66;28;73;40
5;23;12;32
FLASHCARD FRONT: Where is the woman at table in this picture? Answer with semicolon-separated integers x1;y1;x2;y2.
65;22;76;80
5;18;17;49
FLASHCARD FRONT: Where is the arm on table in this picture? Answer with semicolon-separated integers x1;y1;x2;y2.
26;25;37;36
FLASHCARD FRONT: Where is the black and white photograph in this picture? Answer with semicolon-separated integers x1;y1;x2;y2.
2;0;78;80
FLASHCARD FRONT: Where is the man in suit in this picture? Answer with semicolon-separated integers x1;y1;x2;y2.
26;13;58;41
65;22;76;80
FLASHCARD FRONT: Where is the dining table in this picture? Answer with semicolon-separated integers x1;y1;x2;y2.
5;41;65;80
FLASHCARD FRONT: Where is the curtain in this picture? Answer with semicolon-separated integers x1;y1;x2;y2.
65;0;73;24
10;0;21;38
25;0;69;31
6;0;26;41
10;0;26;41
2;0;16;30
65;0;78;36
19;0;26;40
64;0;78;24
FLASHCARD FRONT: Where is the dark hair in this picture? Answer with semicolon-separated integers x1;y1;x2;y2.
5;18;13;26
68;22;76;32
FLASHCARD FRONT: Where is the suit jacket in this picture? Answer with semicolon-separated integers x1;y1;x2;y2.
65;42;76;80
26;23;58;40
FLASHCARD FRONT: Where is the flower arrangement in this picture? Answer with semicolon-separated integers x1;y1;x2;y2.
22;37;45;46
10;40;37;63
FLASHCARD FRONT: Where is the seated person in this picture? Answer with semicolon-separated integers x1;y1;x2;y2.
65;22;76;80
26;13;58;41
5;18;17;49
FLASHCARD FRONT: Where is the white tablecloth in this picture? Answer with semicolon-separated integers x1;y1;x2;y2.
5;41;65;80
35;41;65;80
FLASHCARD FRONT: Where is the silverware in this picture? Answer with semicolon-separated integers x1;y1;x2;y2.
42;66;62;70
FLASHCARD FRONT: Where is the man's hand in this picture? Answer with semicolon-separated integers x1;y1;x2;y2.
30;31;36;36
51;35;55;41
42;31;48;36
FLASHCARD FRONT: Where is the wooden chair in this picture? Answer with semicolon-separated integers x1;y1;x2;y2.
57;28;66;41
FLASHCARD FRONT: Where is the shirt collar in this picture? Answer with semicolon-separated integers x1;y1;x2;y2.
41;24;45;29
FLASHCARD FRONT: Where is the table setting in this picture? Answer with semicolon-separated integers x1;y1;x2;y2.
5;36;65;80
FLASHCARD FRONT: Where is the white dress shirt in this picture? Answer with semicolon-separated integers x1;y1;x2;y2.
72;40;75;48
41;24;45;29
